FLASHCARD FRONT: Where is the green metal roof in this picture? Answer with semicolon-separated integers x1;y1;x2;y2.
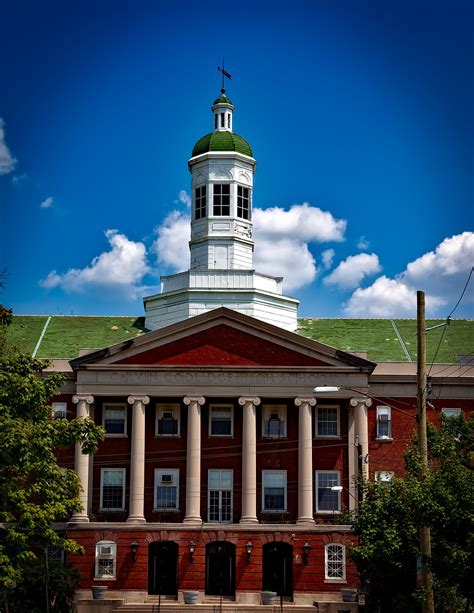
213;95;233;105
192;131;253;158
6;315;473;363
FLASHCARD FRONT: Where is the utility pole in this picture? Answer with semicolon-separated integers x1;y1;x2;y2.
417;290;435;613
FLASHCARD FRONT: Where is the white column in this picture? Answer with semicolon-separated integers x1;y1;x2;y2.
295;397;316;524
239;397;260;524
183;396;205;523
71;395;94;523
127;395;150;524
350;397;372;483
347;406;358;512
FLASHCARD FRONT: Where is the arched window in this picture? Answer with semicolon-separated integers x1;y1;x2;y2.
95;541;117;579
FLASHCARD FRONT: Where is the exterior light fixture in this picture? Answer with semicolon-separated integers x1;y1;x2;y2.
130;540;139;561
189;539;196;562
245;541;253;562
331;485;343;492
302;541;311;564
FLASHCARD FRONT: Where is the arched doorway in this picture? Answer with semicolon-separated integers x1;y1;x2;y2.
262;542;293;598
148;541;178;596
205;541;235;597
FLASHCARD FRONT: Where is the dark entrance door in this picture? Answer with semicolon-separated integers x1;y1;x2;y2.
262;542;293;598
205;541;235;597
148;541;178;596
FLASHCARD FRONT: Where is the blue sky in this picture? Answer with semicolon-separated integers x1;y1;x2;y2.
1;0;473;318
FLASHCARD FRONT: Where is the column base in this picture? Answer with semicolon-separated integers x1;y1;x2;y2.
69;514;90;524
239;517;259;524
183;516;202;524
296;517;315;525
126;515;147;524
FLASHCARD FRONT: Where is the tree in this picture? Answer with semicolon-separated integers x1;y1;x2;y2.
350;414;474;612
0;308;104;611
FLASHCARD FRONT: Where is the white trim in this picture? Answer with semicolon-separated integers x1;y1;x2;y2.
209;404;234;437
153;468;180;511
51;402;67;420
441;407;462;418
315;470;341;513
102;403;127;437
95;540;117;579
155;403;180;437
376;405;392;440
262;404;287;438
315;404;340;438
99;468;126;511
262;469;287;512
207;468;233;523
324;543;346;581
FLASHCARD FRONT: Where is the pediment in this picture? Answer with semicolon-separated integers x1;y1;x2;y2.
70;308;375;371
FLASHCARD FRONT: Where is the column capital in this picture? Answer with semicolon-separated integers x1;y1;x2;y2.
127;395;150;405
72;395;94;405
294;397;317;407
183;396;205;406
238;397;261;407
350;397;372;408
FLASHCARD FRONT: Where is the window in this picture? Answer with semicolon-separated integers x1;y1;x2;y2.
442;408;461;419
51;402;67;420
209;405;233;436
95;541;116;579
213;184;230;216
47;546;65;563
316;471;341;513
100;469;125;511
316;405;339;437
220;112;225;128
103;403;127;436
376;406;392;439
227;113;231;128
214;114;218;130
156;404;180;436
237;185;250;219
375;471;394;484
208;469;233;522
262;470;287;511
154;469;179;510
325;544;346;581
195;185;207;220
262;405;286;438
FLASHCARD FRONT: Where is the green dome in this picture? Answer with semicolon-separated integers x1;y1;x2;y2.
191;131;253;158
213;95;233;105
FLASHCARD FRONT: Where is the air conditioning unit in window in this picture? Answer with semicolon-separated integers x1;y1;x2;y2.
99;545;113;555
161;474;173;484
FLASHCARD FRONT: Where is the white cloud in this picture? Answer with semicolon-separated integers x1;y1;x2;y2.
152;210;191;271
357;236;369;250
179;190;191;208
320;248;335;271
344;232;474;317
11;172;27;185
40;196;53;209
324;253;381;290
0;118;17;175
40;229;149;298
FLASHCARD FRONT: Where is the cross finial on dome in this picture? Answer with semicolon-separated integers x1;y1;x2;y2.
218;58;232;95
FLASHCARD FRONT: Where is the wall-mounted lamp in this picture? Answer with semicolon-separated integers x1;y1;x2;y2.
302;541;311;564
189;539;196;562
130;540;139;561
245;541;253;562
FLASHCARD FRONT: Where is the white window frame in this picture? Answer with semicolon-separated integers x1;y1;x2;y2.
51;402;67;420
154;468;179;511
155;404;180;437
325;543;346;581
375;470;394;484
102;403;127;437
376;405;392;440
207;469;233;523
315;405;340;438
441;408;461;418
262;470;287;512
262;404;287;438
315;470;341;514
95;541;117;579
100;468;126;511
209;404;234;437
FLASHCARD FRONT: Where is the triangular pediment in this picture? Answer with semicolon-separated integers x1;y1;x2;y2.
70;308;375;371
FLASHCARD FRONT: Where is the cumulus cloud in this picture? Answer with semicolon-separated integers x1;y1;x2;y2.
40;229;149;298
152;210;191;271
0;118;17;175
178;190;191;208
11;172;27;186
324;253;381;290
320;248;335;271
40;196;53;209
357;236;369;250
344;232;474;317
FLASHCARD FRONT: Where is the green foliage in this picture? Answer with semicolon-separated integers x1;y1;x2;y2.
0;311;104;596
350;414;474;612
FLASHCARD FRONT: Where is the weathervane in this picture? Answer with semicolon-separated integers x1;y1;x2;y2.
218;58;232;94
